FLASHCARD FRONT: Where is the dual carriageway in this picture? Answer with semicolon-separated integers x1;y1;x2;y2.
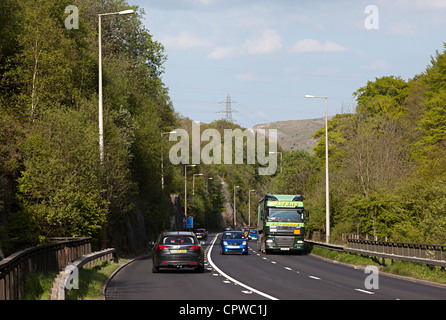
105;232;446;300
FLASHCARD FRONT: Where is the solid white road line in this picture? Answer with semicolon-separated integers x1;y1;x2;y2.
207;234;279;301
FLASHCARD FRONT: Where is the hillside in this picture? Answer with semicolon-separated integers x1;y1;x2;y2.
253;117;333;152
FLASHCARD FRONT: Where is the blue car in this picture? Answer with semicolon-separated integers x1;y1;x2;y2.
247;229;258;240
220;231;248;255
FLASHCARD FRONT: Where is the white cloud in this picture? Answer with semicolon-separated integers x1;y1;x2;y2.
242;29;283;55
256;110;268;119
362;59;392;71
316;66;340;76
207;46;237;59
207;29;282;59
390;21;417;35
289;39;348;53
236;71;255;82
389;0;446;10
159;31;211;50
192;0;214;5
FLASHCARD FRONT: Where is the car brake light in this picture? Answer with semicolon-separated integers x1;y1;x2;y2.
190;245;200;250
156;245;168;250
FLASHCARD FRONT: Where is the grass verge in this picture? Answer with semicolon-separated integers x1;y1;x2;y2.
306;244;446;285
24;260;122;300
65;260;121;300
24;272;58;300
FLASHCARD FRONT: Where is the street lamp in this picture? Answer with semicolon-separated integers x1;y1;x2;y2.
233;185;239;227
184;165;196;218
269;151;282;173
248;189;255;226
161;131;177;190
206;177;213;190
98;9;135;165
305;94;330;243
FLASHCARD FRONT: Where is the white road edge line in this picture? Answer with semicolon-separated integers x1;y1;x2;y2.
207;234;279;301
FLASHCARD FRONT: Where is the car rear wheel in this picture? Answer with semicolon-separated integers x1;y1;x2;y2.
196;265;205;273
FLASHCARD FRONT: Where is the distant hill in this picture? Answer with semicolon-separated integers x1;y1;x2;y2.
253;117;333;152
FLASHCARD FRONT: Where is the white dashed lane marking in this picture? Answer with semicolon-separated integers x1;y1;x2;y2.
355;289;374;295
207;235;279;300
207;235;380;299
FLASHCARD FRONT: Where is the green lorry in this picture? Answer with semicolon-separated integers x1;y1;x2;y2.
257;194;309;254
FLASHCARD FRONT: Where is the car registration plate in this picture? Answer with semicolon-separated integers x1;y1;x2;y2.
171;249;187;253
227;245;240;249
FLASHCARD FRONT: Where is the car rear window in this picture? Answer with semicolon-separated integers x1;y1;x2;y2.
162;235;196;245
223;232;244;239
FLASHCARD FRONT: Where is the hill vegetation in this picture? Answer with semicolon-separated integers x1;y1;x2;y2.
253;117;331;153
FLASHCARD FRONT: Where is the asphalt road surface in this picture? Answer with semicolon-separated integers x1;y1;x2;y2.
105;233;446;300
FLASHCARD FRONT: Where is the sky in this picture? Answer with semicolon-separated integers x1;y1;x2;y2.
128;0;446;130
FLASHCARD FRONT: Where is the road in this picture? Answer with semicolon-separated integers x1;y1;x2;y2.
105;233;446;300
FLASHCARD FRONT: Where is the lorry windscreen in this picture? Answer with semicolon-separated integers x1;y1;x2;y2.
267;209;303;222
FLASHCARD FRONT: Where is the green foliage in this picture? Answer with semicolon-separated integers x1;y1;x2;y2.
312;113;352;167
270;150;321;195
353;75;409;118
416;88;446;151
17;107;107;238
0;0;177;253
1;0;446;257
24;271;58;300
306;45;446;244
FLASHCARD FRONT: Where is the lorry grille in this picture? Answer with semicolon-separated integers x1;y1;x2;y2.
275;236;295;248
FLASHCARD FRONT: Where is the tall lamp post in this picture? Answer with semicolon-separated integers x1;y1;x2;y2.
184;165;196;218
248;189;255;226
305;94;330;243
98;9;135;165
233;185;239;227
161;131;176;190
